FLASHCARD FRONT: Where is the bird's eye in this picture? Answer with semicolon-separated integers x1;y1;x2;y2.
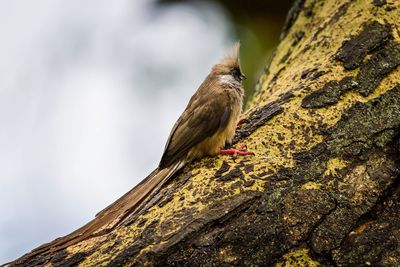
231;67;245;81
231;67;241;79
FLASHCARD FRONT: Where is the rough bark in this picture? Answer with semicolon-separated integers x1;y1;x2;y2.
11;0;400;266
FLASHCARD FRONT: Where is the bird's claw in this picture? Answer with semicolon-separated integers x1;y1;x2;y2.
237;118;249;127
220;145;254;159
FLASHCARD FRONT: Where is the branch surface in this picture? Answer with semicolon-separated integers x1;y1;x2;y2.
11;0;400;266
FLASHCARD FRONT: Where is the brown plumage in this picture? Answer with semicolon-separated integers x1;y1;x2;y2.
9;43;246;265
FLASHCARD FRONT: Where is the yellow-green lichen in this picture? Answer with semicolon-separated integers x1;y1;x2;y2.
323;157;348;177
301;182;321;190
275;248;320;267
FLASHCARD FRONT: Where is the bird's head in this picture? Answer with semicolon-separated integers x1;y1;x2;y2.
212;42;246;83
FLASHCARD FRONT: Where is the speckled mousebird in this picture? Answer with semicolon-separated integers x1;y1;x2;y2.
10;42;253;264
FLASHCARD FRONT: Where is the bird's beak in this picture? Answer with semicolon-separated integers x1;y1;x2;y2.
240;73;246;81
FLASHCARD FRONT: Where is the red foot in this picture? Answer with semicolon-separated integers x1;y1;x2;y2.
220;145;254;158
237;118;249;127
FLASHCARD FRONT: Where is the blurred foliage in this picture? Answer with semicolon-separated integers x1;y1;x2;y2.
157;0;294;103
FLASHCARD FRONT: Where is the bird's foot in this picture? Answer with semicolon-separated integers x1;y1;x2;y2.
220;144;254;158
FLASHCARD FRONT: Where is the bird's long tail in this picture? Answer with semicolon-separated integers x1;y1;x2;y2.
8;161;184;266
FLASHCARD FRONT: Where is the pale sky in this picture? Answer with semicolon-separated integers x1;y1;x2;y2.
0;0;232;262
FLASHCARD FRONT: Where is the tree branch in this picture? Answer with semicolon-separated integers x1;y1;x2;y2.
10;0;400;266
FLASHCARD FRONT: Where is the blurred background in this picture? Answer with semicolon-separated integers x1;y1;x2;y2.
0;0;292;262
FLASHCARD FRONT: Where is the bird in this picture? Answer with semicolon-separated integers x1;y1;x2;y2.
9;42;253;265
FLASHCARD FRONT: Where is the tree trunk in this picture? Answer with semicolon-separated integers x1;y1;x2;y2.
11;0;400;266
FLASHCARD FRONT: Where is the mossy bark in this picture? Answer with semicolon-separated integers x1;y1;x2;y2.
11;0;400;266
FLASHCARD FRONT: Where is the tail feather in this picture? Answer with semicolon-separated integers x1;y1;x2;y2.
9;161;184;266
117;160;185;226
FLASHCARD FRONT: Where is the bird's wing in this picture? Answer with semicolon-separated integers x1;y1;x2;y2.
160;88;232;168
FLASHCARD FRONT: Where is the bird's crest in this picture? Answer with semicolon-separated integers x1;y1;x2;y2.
220;42;241;68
